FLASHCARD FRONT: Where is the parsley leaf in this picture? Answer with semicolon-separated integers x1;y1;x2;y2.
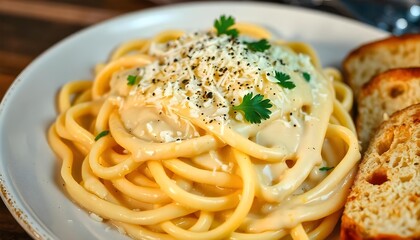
233;93;272;124
95;130;109;141
319;166;334;171
302;72;311;82
245;39;271;52
214;15;238;38
127;75;138;86
275;71;295;89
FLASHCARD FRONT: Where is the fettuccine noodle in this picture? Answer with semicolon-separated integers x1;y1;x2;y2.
48;19;360;240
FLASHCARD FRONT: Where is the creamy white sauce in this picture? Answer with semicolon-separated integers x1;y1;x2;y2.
106;32;342;233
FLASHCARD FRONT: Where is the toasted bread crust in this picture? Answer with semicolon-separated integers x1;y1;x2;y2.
356;67;420;150
343;34;420;97
344;34;420;64
342;104;420;240
360;68;420;96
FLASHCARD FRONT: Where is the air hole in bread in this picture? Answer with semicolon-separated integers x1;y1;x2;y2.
286;159;295;168
367;167;388;185
376;128;394;155
389;85;405;98
409;193;419;202
399;174;413;183
392;157;401;168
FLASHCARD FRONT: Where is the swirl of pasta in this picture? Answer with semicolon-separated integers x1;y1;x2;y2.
48;20;360;240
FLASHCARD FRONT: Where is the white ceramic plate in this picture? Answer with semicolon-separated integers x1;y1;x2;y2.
0;2;388;239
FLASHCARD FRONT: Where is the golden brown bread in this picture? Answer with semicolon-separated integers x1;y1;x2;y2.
341;104;420;240
357;67;420;151
343;34;420;98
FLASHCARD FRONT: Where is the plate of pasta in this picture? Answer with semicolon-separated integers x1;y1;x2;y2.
0;1;388;240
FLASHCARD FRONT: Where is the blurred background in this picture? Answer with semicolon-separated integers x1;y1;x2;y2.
0;0;419;239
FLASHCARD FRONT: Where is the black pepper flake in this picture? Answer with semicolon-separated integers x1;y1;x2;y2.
267;73;270;76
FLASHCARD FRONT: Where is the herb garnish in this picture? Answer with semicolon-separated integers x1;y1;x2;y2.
274;71;295;89
233;93;272;124
214;15;238;38
319;166;334;171
127;75;138;86
95;130;109;141
245;39;271;52
302;72;311;82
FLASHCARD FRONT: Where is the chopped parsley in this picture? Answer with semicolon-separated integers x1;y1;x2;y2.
127;75;138;86
302;72;311;82
319;166;334;171
275;71;295;89
233;93;272;124
245;39;271;52
95;130;109;141
214;15;238;38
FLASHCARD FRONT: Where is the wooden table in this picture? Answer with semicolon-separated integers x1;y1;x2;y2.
0;1;159;238
0;0;366;238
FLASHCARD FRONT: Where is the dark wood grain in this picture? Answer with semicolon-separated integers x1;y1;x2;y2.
0;0;157;238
